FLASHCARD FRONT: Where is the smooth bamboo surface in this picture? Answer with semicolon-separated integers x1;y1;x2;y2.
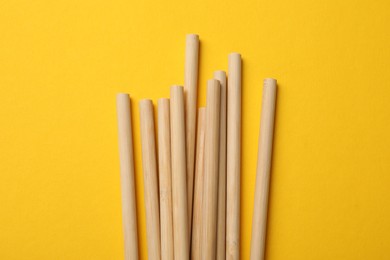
191;107;206;260
226;53;242;260
170;86;190;260
139;99;161;260
201;79;221;260
250;79;277;260
158;99;174;260
214;71;227;260
116;93;139;260
184;34;200;237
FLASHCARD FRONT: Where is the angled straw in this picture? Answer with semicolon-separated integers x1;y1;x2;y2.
214;71;227;260
184;34;200;237
202;79;221;260
170;86;190;259
158;99;174;260
226;53;242;260
116;93;139;260
139;99;161;259
191;107;206;260
250;79;277;260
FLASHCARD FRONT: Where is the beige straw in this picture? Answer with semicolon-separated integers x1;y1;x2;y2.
191;107;206;260
158;99;174;260
202;79;221;260
214;71;227;260
170;86;190;259
116;93;139;260
250;79;277;260
184;34;200;237
139;99;161;259
226;53;242;260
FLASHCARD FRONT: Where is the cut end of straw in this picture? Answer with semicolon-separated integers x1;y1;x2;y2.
139;99;153;106
264;78;277;82
207;79;220;86
170;85;184;92
117;92;129;97
158;98;170;106
229;52;241;60
186;34;199;40
116;93;130;104
264;78;277;86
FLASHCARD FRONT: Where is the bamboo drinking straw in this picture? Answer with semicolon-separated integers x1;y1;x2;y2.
250;79;277;260
116;94;139;260
170;86;190;259
191;107;206;260
139;100;161;260
226;53;242;260
202;79;221;260
184;34;200;236
158;99;174;260
214;71;227;260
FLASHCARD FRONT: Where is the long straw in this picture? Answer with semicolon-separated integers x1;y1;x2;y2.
158;99;174;260
116;93;139;260
184;34;200;237
191;107;206;260
250;79;277;260
226;53;242;260
139;99;161;259
202;79;221;260
170;86;190;259
214;71;227;260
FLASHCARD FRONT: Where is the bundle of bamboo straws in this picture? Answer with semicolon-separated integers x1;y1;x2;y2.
116;34;277;260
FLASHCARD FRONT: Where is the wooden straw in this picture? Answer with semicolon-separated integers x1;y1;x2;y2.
214;71;227;260
158;99;174;260
226;53;242;260
250;79;277;260
191;107;206;260
170;86;190;259
184;34;200;237
139;99;161;260
202;79;221;260
116;93;139;260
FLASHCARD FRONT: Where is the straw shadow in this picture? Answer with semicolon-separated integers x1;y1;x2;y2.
128;98;142;257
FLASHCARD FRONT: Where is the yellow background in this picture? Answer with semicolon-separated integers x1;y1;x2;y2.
1;0;390;259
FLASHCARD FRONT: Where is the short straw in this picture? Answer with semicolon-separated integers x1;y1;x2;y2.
158;99;174;260
226;53;242;260
202;79;221;260
250;79;277;260
139;99;161;259
184;34;200;237
116;94;139;260
214;71;227;260
191;107;206;260
170;86;190;259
